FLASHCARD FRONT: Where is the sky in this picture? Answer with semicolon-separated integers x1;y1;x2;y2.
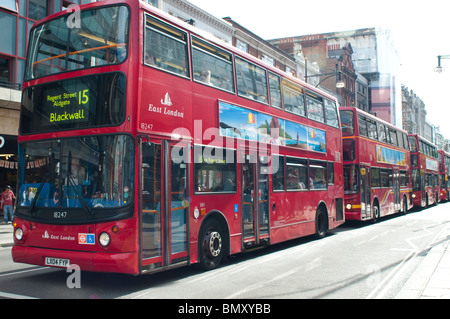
187;0;450;139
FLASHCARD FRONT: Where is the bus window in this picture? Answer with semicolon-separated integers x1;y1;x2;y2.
324;99;339;128
145;15;189;77
339;110;354;136
282;79;305;117
358;116;368;137
380;169;392;187
408;136;417;152
344;164;359;193
389;128;398;146
235;57;268;103
306;91;325;123
367;118;378;140
378;124;387;143
192;37;234;92
194;146;236;193
327;162;335;185
343;139;355;161
269;72;282;109
26;5;129;79
272;155;285;191
371;167;380;188
309;161;327;190
286;157;308;190
398;131;404;149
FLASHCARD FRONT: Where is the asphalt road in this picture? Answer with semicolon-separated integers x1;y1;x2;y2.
0;203;449;301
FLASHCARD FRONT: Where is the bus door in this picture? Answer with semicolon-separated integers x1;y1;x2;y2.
241;150;270;248
139;138;189;272
393;170;401;211
360;165;371;219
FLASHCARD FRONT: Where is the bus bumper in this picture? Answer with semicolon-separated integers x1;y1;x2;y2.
12;245;139;275
344;211;361;221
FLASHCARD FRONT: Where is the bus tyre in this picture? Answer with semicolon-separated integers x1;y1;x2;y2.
198;219;225;271
315;207;328;239
372;205;380;223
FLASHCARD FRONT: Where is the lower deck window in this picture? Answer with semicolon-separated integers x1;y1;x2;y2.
194;146;236;193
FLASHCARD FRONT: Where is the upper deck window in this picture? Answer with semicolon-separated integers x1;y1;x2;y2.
235;56;268;103
268;72;282;109
324;99;339;128
282;79;305;117
25;5;129;80
306;91;325;123
145;15;189;78
191;36;234;92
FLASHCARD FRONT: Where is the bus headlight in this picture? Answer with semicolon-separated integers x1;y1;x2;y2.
15;228;24;241
346;204;352;210
99;232;110;247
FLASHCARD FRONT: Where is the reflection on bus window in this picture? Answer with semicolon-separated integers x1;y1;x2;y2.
269;73;282;109
145;15;189;77
192;37;234;92
26;5;129;79
306;92;325;123
282;79;305;117
235;57;268;103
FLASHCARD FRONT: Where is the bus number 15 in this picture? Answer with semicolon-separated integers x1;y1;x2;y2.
79;89;89;105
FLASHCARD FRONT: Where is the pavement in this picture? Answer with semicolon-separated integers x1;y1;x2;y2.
0;221;449;299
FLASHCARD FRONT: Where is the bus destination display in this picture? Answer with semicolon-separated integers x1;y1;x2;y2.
47;89;89;123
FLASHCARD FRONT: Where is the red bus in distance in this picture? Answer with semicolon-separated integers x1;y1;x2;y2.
12;0;344;274
339;107;413;222
408;134;439;208
438;150;450;202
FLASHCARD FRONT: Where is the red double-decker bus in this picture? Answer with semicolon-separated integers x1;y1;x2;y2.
438;150;450;202
12;0;344;274
408;134;439;207
339;107;413;222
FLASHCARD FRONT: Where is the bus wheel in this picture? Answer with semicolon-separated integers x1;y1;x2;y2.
315;207;328;239
402;198;407;214
198;219;225;271
372;205;380;223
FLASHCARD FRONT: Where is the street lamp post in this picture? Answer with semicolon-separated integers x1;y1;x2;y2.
305;63;345;88
434;55;450;73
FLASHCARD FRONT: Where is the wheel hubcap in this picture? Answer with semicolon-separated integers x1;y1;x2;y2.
205;230;222;258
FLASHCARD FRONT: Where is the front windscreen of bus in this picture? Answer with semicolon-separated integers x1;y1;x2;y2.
339;110;354;136
25;5;129;80
17;135;134;221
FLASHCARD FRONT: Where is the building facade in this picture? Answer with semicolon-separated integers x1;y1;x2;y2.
269;27;401;126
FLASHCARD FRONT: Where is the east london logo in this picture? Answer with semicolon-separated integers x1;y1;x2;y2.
42;230;75;241
148;92;184;118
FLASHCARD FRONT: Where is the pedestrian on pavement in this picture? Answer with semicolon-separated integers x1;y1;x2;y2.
1;186;16;224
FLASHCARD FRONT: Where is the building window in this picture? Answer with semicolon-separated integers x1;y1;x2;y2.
148;0;160;7
0;57;11;86
236;39;248;53
29;0;48;20
0;11;16;55
261;54;274;66
1;0;17;12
